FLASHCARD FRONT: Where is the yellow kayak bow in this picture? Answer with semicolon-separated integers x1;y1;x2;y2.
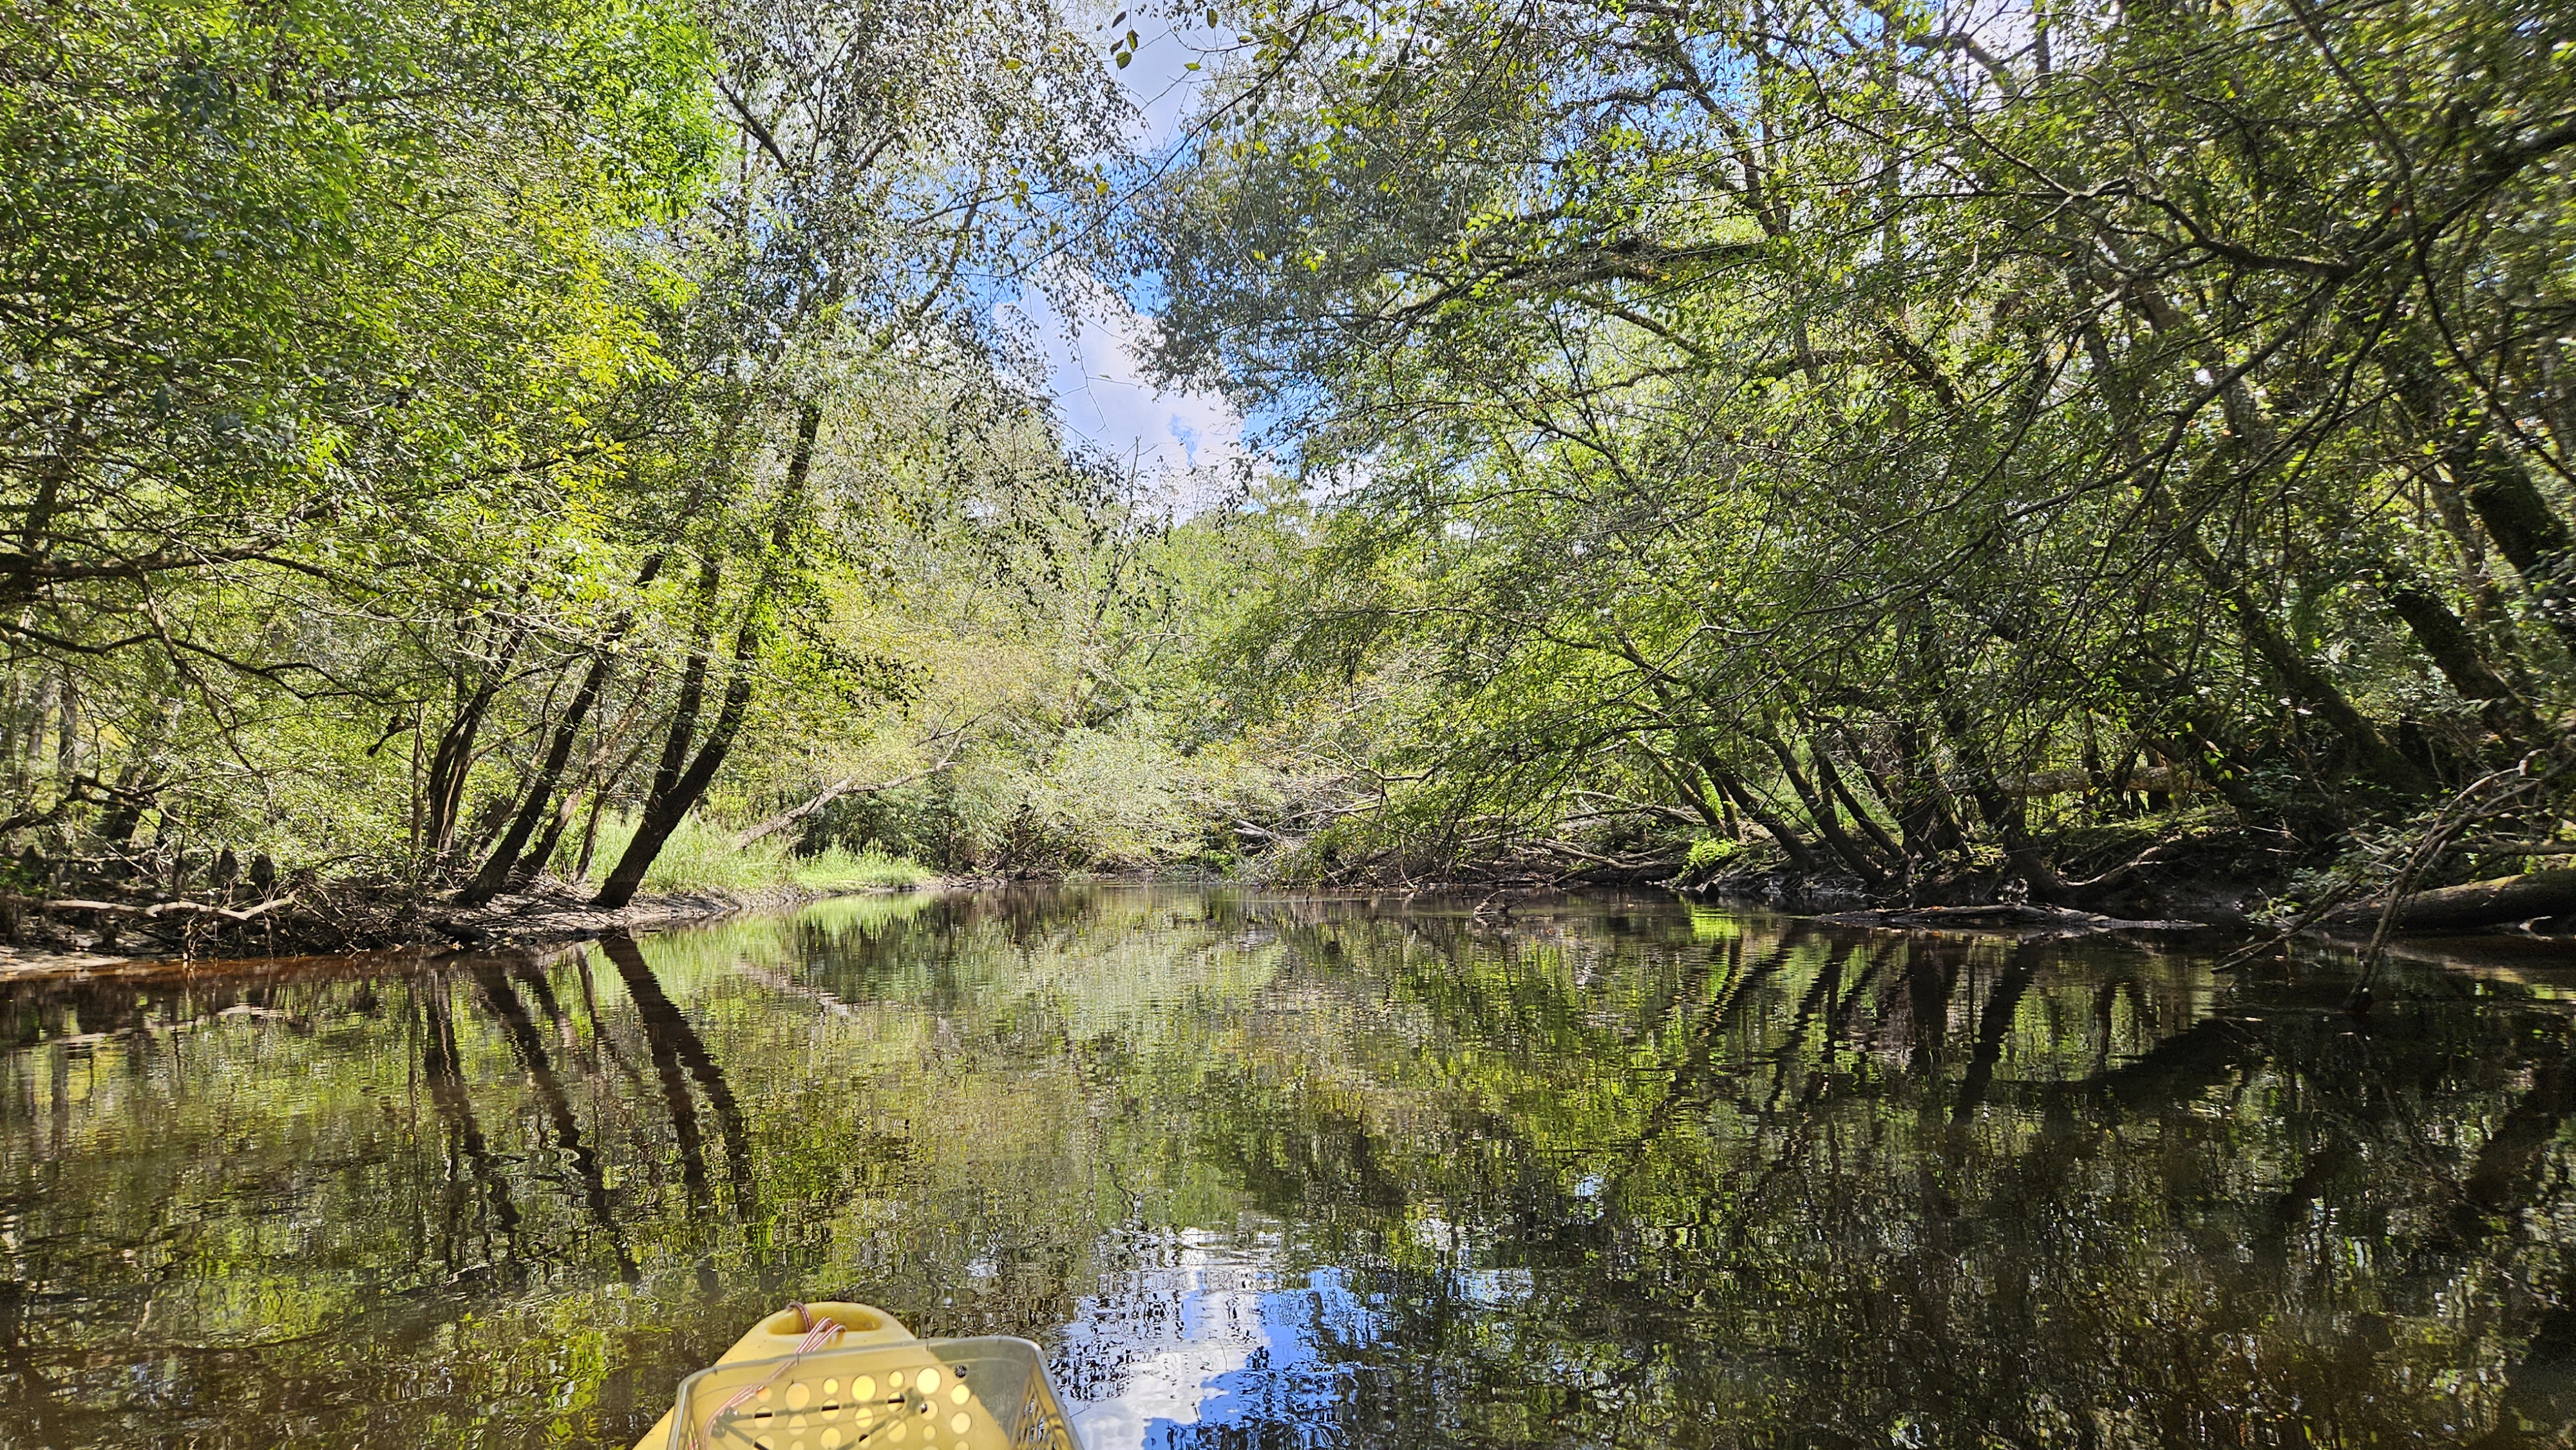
632;1302;1081;1450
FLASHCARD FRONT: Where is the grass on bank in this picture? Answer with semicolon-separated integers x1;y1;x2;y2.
562;814;937;896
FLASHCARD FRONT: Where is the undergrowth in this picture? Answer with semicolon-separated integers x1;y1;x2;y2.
564;814;936;896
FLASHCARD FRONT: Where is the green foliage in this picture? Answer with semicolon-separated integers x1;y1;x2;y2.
788;496;1315;877
1685;836;1745;872
1131;0;2576;889
0;0;1164;910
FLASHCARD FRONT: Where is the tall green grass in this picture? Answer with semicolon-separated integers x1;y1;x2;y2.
562;814;936;896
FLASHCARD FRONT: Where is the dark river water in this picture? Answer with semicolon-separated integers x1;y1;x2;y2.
3;887;2574;1448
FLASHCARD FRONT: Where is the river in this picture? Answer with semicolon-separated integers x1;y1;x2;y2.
2;887;2572;1447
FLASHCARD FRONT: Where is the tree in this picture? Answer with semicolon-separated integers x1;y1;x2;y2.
1137;0;2576;890
574;0;1134;907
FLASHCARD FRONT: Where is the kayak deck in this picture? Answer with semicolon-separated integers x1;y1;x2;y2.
634;1303;1081;1450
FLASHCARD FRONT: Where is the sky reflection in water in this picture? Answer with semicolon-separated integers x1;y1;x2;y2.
3;886;2574;1448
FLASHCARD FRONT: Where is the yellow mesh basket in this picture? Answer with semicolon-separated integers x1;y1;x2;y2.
636;1304;1081;1450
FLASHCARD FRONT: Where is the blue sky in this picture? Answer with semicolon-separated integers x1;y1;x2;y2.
998;8;1250;504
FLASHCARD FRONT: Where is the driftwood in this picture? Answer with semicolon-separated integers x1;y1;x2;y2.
0;892;296;923
1814;902;2201;933
2334;868;2576;934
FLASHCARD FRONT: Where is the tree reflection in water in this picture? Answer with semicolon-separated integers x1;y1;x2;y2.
0;887;2570;1447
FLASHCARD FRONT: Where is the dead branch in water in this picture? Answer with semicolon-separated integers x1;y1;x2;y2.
0;892;297;922
1814;903;2200;934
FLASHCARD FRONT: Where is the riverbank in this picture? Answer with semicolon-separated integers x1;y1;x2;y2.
1678;845;2289;927
1649;809;2576;946
0;877;940;979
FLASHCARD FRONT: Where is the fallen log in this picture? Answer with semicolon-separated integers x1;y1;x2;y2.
2337;869;2576;934
1814;903;2199;932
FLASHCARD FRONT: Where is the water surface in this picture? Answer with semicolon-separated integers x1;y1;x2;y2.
5;887;2575;1447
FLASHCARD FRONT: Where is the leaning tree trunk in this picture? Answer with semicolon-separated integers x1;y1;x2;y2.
1934;695;2070;904
2069;312;2434;798
455;645;620;905
589;619;762;909
1705;761;1825;874
422;619;527;867
2377;572;2545;744
1806;721;1907;865
459;460;737;905
1754;723;1888;885
2389;347;2576;653
456;587;658;905
591;404;819;910
589;559;723;909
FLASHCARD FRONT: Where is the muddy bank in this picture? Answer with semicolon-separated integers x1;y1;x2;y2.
0;879;935;979
1680;834;2576;947
1680;851;2284;928
1593;818;2295;924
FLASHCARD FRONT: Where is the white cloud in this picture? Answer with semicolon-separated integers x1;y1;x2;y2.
1005;275;1246;511
987;3;1254;513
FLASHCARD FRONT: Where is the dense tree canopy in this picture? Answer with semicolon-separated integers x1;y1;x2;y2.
1139;0;2576;901
0;0;1246;925
5;0;2575;925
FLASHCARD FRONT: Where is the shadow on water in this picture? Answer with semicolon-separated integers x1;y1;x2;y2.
0;885;2571;1447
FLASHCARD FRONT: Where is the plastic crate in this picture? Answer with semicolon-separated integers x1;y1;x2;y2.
665;1335;1079;1450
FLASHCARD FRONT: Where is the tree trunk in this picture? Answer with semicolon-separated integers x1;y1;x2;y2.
460;457;738;903
457;577;665;905
1889;718;1965;860
1808;724;1907;865
1705;761;1823;874
573;784;610;882
1937;699;2067;903
591;404;819;909
455;681;605;901
513;787;580;890
558;704;665;886
2378;576;2544;743
2072;315;2433;796
1757;726;1887;882
1636;744;1732;837
2165;516;2435;795
595;621;762;908
2457;442;2576;649
2389;346;2576;652
422;620;527;865
589;560;723;909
